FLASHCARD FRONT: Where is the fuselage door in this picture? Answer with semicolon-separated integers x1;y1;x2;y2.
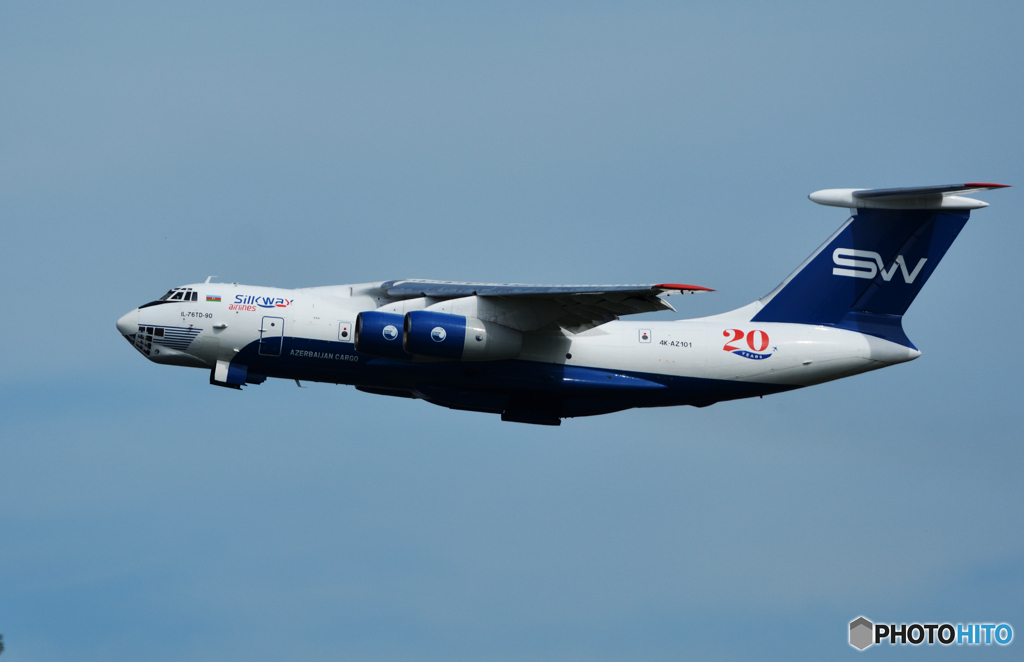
259;316;285;356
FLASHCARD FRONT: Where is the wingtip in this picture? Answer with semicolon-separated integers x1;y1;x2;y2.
965;182;1010;189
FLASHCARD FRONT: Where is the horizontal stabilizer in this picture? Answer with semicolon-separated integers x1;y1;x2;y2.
810;183;1009;210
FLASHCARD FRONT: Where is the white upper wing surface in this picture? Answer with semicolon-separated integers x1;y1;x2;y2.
378;279;713;333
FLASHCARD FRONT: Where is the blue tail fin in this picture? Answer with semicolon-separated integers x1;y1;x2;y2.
751;184;1007;347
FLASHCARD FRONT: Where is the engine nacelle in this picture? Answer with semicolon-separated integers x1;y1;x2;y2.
354;311;412;359
403;311;522;361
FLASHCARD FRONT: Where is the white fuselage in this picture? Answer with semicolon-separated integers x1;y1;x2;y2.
117;282;920;395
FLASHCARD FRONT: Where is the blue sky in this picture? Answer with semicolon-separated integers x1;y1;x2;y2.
2;2;1022;660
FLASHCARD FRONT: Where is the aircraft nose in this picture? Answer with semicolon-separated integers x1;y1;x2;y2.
117;309;139;336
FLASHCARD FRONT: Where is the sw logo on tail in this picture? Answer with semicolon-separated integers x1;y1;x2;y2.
832;249;927;283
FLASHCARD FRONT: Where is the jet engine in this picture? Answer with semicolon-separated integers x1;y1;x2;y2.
354;311;411;359
403;310;522;361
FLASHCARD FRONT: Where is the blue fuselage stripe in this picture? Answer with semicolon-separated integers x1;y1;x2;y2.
232;336;795;416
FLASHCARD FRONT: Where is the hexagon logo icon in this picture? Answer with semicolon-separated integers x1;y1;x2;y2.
849;616;874;650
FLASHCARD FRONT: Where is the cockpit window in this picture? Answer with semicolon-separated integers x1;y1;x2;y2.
156;286;198;303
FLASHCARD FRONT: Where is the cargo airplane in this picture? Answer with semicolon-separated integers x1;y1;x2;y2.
117;183;1006;425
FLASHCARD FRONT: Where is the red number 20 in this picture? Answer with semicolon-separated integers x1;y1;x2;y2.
723;329;770;352
723;329;744;352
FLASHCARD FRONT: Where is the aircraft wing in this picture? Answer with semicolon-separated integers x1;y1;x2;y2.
379;279;713;333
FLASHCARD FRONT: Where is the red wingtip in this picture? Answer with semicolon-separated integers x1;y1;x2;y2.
965;182;1011;188
655;283;715;292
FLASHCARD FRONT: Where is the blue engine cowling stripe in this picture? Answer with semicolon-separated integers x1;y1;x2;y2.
404;311;467;359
